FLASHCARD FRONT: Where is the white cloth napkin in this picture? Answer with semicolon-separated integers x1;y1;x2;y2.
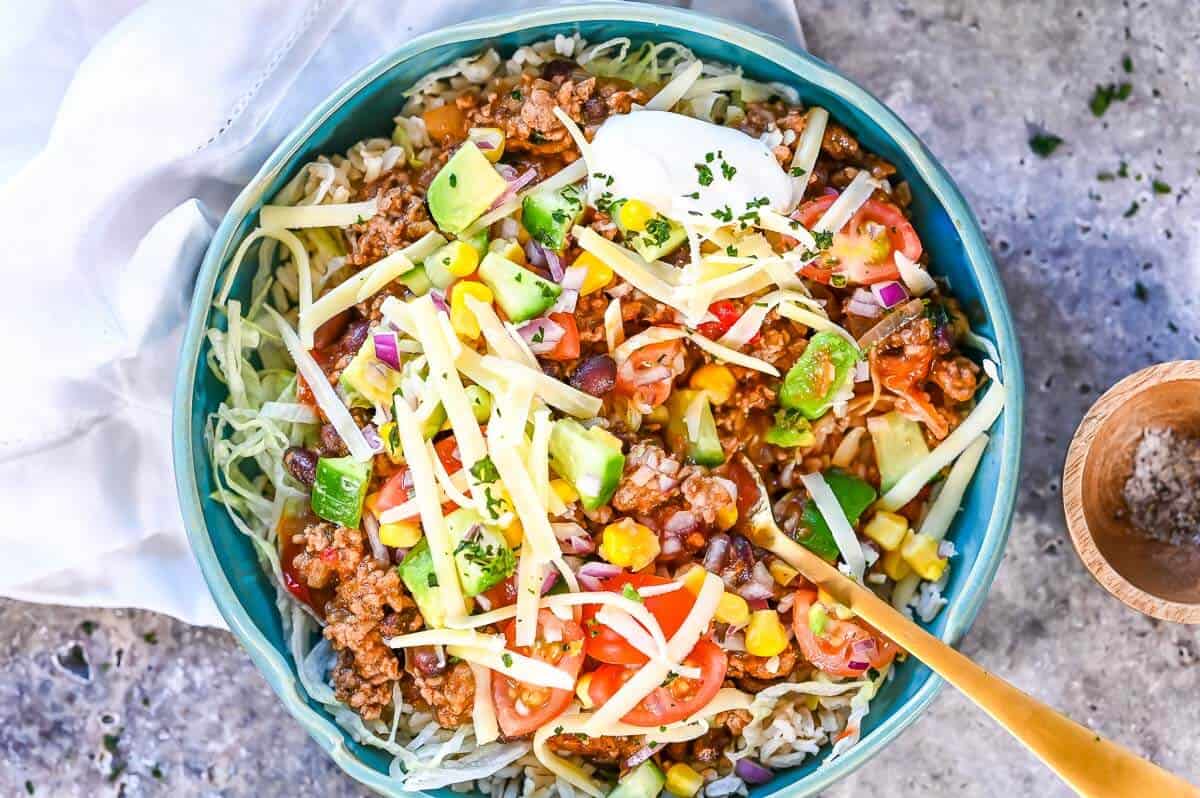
0;0;804;628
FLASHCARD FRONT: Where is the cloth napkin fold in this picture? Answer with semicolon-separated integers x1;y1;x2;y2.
0;0;805;628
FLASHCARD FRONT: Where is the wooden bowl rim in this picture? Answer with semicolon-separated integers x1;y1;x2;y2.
1063;360;1200;623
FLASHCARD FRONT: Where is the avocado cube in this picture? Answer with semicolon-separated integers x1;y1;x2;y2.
397;539;444;627
609;199;687;262
665;389;726;467
445;508;515;596
427;141;508;234
548;419;625;510
476;251;561;323
522;185;584;252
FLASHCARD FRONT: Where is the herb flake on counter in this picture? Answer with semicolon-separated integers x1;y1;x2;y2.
1090;82;1132;117
1123;200;1140;218
1152;180;1171;195
1133;281;1149;302
1029;132;1064;157
1122;54;1133;73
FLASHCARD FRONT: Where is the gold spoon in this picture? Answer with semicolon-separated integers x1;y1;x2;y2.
739;456;1199;797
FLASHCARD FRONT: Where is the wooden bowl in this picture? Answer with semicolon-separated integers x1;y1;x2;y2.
1063;360;1200;623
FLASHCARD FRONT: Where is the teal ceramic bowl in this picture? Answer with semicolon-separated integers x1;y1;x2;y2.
173;3;1024;796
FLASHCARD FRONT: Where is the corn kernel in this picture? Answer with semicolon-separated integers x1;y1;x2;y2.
502;518;524;548
575;672;594;709
467;127;505;162
377;422;405;464
745;610;789;657
881;547;912;581
435;239;480;278
901;530;948;581
550;478;579;505
768;560;799;587
803;693;820;711
665;763;705;798
715;592;750;626
715;503;738;531
679;565;708;596
378;521;421;548
488;237;525;264
688;364;736;405
617;198;656;232
573;250;614;295
599;518;660;571
449;281;494;340
863;510;909;552
818;588;854;620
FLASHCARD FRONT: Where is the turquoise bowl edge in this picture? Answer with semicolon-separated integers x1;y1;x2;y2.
172;3;1025;797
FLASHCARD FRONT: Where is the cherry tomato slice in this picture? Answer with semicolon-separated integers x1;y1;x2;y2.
586;638;727;726
791;589;898;677
794;195;922;285
493;609;585;738
614;339;685;409
582;573;695;665
543;312;581;361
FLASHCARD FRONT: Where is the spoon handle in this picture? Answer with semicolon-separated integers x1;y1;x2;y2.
770;535;1199;797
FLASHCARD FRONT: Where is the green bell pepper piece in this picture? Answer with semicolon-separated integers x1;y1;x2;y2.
794;468;877;560
779;331;861;420
311;456;372;528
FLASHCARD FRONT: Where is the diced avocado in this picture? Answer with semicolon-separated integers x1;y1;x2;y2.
464;384;492;423
548;419;625;511
423;247;457;291
445;508;515;596
522;185;584;251
427;141;508;234
607;761;665;798
609;199;687;262
795;469;877;561
340;338;404;407
666;389;725;467
477;251;561;322
764;406;816;448
416;401;447;439
398;539;444;627
397;264;432;296
779;331;861;420
311;456;371;528
461;227;490;258
868;411;930;492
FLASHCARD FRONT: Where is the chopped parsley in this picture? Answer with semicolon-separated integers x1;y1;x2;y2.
694;163;714;186
484;485;507;518
705;151;715;163
1152;179;1171;195
1122;54;1133;73
511;89;522;100
501;653;513;668
532;327;545;343
596;192;615;213
427;572;438;588
1028;132;1064;157
1123;200;1140;218
684;191;700;200
720;160;737;181
448;173;458;188
790;166;808;177
592;171;614;187
470;456;500;483
711;205;733;223
726;245;738;256
539;283;555;298
1133;281;1148;302
1089;82;1132;117
551;208;569;224
644;215;673;246
621;583;644;603
813;229;834;250
141;632;158;645
355;215;367;224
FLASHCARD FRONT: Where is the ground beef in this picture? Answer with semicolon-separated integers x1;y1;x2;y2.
662;710;750;766
727;643;800;691
821;121;862;161
322;559;411;720
290;522;365;591
930;355;979;403
680;473;736;527
547;733;643;764
611;443;684;515
409;660;476;728
348;174;437;267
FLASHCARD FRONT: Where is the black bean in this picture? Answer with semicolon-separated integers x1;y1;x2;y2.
410;646;447;676
541;59;573;82
283;447;318;487
317;424;349;457
569;355;617;397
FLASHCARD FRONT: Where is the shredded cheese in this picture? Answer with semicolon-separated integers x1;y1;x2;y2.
813;170;879;234
355;231;446;302
643;59;703;111
686;330;779;376
448;645;575;691
464;159;588;237
259;196;379;229
466;295;537;367
799;471;867;582
478;354;602;419
604;297;624;353
383;629;504;650
218;226;312;309
612;326;688;364
777;302;860;350
789;107;829;208
266;308;373;461
574;226;679;308
918;434;988;543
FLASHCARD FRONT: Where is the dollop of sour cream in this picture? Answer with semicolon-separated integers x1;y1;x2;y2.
589;110;792;223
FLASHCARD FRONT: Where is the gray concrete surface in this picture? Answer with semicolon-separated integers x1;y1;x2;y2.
3;1;1198;795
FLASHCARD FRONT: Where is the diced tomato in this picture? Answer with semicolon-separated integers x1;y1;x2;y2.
493;609;585;737
791;589;898;677
543;312;581;361
587;638;727;726
794;195;922;286
481;575;519;609
582;573;695;665
697;300;761;346
373;436;463;517
614;339;686;409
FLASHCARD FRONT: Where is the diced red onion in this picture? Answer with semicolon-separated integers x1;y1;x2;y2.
373;331;401;370
361;513;389;563
734;758;774;785
518;316;565;354
625;745;656;769
544;248;564;281
854;361;871;383
846;288;881;318
524;239;548;268
938;540;957;558
475;140;495;150
494;163;518;181
871;280;909;309
551;288;578;314
561;265;587;292
847;660;870;671
851;638;878;660
488;168;537;210
540;569;559;595
660;536;683;556
429;289;449;314
474;593;492;611
736;581;775;602
560;535;595;555
577;561;623;591
747;597;770;611
361;424;385;454
632;365;672;385
703;534;731;572
663;511;696;536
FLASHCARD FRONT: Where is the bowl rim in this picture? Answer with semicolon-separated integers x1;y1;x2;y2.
1062;359;1200;624
171;3;1025;796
